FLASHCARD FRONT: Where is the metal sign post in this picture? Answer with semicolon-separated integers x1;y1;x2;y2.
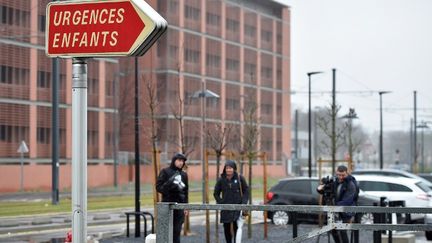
72;58;88;242
45;0;168;240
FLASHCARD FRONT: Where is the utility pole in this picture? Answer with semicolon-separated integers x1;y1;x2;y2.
331;68;336;175
134;57;141;237
414;91;417;173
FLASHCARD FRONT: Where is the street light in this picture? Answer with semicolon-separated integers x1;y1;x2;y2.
379;91;391;169
192;88;219;203
307;71;323;178
416;121;430;173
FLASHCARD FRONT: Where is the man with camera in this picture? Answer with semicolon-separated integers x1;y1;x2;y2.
317;165;358;243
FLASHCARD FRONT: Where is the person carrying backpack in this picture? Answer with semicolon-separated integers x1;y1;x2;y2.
318;165;358;243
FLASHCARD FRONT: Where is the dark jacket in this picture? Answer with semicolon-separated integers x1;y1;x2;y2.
156;158;189;204
213;163;249;223
335;175;356;220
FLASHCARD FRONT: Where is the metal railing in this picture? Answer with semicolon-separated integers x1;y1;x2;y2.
156;203;432;243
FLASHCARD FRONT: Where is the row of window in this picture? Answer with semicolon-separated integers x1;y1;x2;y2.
1;65;116;97
0;125;27;143
0;124;113;146
184;5;275;42
0;65;29;85
1;5;29;27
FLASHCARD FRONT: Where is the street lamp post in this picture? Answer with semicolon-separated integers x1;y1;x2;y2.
307;71;323;178
379;91;391;169
192;87;219;203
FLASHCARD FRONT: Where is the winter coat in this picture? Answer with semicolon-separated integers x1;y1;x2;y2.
156;159;189;204
213;172;249;223
334;175;356;220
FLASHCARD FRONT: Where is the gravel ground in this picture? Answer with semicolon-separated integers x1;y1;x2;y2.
101;222;378;243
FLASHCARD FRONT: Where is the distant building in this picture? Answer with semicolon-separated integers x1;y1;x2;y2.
0;0;291;191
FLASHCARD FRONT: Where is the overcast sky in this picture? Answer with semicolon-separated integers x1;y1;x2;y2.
282;0;432;133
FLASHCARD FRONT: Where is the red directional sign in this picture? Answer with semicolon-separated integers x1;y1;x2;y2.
46;0;167;57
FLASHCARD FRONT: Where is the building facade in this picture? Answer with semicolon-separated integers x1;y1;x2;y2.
0;0;290;192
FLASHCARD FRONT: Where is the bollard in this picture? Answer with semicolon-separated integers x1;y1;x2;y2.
291;212;297;238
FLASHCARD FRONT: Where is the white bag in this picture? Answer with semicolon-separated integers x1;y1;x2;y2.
236;212;245;243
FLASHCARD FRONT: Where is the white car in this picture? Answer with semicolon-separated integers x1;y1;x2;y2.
355;175;432;222
352;169;432;190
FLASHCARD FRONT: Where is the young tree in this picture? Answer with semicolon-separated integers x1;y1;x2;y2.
241;100;259;239
143;77;161;214
316;104;347;173
206;122;233;243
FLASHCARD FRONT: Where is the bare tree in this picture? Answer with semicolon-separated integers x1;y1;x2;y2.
316;104;347;172
143;77;161;213
241;100;259;239
206;122;233;243
170;83;198;157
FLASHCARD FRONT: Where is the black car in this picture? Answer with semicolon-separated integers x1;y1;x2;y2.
266;177;381;225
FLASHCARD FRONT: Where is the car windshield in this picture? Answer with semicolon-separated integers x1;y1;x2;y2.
416;181;432;192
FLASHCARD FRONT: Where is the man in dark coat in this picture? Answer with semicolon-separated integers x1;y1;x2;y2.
213;160;249;243
318;165;356;243
156;153;189;243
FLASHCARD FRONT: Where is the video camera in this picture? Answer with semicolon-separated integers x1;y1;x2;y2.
319;176;336;205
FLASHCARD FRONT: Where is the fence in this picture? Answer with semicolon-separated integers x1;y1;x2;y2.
155;203;432;243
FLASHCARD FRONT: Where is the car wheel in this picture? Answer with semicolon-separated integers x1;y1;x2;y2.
426;231;432;240
271;210;290;225
359;213;374;224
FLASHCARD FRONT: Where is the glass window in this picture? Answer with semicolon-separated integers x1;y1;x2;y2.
226;18;239;32
206;12;220;26
185;49;199;63
226;58;239;71
185;5;200;20
206;54;220;68
389;183;412;192
245;24;256;37
415;182;430;192
38;15;46;32
359;181;390;191
281;180;311;194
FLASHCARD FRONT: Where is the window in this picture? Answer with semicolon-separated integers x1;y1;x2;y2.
245;24;256;37
185;5;200;20
244;63;256;76
0;125;6;141
169;45;178;59
3;65;28;85
226;98;239;110
261;104;272;114
88;78;99;94
37;71;51;88
226;58;239;71
226;19;239;32
184;49;199;63
0;6;29;27
88;131;98;145
261;67;272;78
282;180;311;194
38;15;46;32
206;54;220;68
169;1;178;13
0;65;12;84
206;12;220;26
261;30;272;42
389;183;412;192
37;127;50;144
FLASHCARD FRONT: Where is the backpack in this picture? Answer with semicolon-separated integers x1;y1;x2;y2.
351;176;360;204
